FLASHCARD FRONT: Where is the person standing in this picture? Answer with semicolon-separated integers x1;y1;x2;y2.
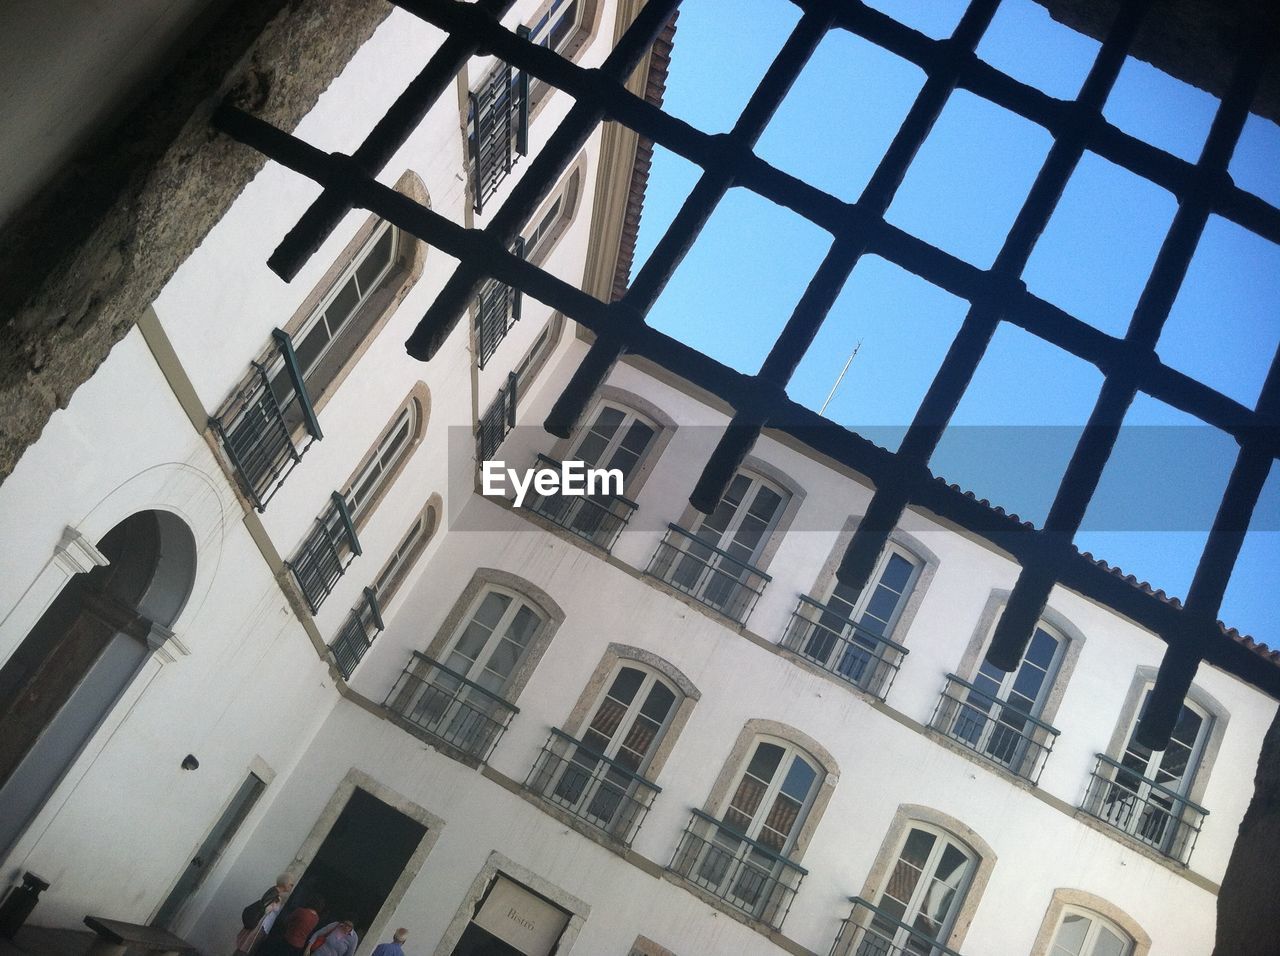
306;918;359;956
370;928;408;956
234;875;293;956
262;894;324;956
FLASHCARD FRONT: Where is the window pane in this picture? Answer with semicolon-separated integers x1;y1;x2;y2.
745;741;784;782
1051;912;1090;956
640;681;676;722
505;605;541;647
607;666;645;706
326;279;361;333
355;227;394;293
1093;926;1130;956
780;756;817;801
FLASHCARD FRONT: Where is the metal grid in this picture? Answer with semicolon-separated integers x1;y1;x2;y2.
212;0;1280;749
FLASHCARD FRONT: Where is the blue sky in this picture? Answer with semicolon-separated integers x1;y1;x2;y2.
628;0;1280;644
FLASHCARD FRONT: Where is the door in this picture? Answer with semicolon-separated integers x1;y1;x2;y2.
152;773;266;929
279;788;427;942
414;588;541;750
804;548;918;690
550;665;676;833
699;740;818;917
953;625;1063;772
1108;693;1210;850
864;826;975;956
449;876;571;956
675;472;787;616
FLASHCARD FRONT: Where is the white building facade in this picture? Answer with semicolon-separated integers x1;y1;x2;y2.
0;5;1276;956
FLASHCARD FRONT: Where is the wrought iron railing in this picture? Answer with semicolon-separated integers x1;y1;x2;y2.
469;48;529;214
1080;752;1208;865
524;727;661;845
830;897;966;956
288;492;361;614
646;524;771;624
477;371;518;463
668;808;806;930
475;238;525;369
523;453;638;551
329;587;384;679
780;595;909;700
211;329;322;511
929;673;1061;784
383;651;519;762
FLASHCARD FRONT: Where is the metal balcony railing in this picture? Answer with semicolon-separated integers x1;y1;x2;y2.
524;727;661;845
469;50;529;214
929;674;1061;785
830;897;965;956
1080;752;1208;865
668;808;806;930
477;372;518;463
383;651;519;762
646;524;771;624
211;328;322;511
475;238;525;369
780;595;909;700
329;587;384;679
288;492;361;614
524;453;638;551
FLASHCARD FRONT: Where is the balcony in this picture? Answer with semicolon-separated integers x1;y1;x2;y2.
524;728;661;846
830;897;965;956
477;372;518;463
646;524;771;624
668;809;806;930
779;595;908;700
523;454;638;551
469;56;528;214
1080;753;1208;865
211;328;321;511
383;651;518;762
329;587;384;679
929;674;1061;785
475;239;525;369
288;492;361;614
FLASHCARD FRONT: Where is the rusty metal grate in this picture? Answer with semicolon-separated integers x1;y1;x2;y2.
211;0;1280;749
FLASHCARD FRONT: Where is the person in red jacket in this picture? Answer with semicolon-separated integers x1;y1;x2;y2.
262;895;325;956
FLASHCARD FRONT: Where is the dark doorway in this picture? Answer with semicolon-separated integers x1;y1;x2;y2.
288;787;426;936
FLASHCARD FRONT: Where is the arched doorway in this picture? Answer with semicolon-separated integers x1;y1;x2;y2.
0;510;197;857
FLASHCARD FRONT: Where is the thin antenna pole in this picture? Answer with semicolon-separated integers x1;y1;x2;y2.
819;340;862;415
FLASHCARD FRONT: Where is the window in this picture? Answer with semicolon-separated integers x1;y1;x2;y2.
650;469;788;622
385;585;546;760
864;825;976;954
528;401;656;548
330;587;385;679
933;622;1066;782
1083;688;1212;860
289;492;362;614
371;498;439;607
670;736;820;927
522;169;580;263
785;544;919;698
271;222;398;410
345;399;419;522
528;663;676;843
525;0;593;108
1049;908;1134;956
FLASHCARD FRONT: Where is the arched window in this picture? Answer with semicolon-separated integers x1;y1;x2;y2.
528;401;659;549
272;222;400;411
1049;907;1135;956
342;387;428;527
670;733;824;928
372;497;440;607
1084;685;1214;861
525;0;599;109
934;620;1068;782
840;824;978;956
386;583;551;760
787;543;921;698
654;469;791;622
523;167;581;264
530;663;679;843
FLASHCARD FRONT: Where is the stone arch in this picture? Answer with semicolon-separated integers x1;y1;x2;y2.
0;508;199;858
